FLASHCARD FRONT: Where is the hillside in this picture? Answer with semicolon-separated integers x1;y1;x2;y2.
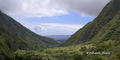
60;0;120;46
0;11;60;49
0;22;31;59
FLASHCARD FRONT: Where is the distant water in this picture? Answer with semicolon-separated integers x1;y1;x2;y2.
45;35;71;43
57;40;66;43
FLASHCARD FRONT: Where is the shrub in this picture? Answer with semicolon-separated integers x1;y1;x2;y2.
80;46;87;52
116;52;120;59
72;54;85;60
89;56;103;60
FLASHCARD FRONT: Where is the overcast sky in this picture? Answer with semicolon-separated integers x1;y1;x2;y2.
0;0;110;35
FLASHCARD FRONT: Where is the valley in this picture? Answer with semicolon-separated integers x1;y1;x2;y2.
1;0;120;60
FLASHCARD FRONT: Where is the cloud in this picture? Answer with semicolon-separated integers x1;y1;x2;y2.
51;0;111;17
0;0;110;18
0;0;68;18
18;21;84;35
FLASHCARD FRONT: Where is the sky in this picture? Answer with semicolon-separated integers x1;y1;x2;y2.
0;0;110;35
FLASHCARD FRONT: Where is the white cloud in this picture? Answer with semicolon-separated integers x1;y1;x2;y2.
0;0;110;18
18;21;84;35
0;0;68;18
51;0;111;17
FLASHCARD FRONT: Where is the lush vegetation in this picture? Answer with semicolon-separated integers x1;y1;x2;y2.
12;40;120;60
0;25;31;59
14;50;57;60
14;43;94;60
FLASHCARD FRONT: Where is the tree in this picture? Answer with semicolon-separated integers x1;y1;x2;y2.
72;54;85;60
80;46;87;52
90;56;103;60
116;52;120;59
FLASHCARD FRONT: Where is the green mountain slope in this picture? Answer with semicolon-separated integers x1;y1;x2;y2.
60;0;120;46
0;10;60;59
0;11;60;48
0;24;31;59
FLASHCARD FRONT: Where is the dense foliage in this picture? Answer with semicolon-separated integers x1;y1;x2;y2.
0;25;31;59
14;50;57;60
72;54;84;60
